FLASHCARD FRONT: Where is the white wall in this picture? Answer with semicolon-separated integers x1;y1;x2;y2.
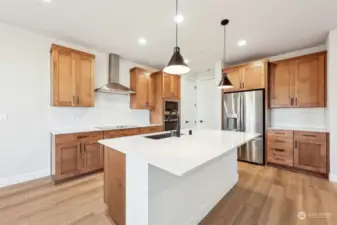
0;22;154;187
327;29;337;182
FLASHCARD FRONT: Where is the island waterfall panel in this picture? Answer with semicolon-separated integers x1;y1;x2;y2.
104;147;238;225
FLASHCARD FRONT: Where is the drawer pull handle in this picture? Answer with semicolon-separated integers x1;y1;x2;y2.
78;135;88;139
303;134;316;137
274;132;285;135
275;140;285;143
274;148;285;152
274;157;285;161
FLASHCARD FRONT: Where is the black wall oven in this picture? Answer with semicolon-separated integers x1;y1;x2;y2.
164;100;180;131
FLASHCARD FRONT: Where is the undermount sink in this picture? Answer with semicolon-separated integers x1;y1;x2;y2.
145;133;184;140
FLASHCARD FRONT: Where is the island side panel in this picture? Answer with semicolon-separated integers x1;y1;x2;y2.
148;148;238;225
104;147;126;225
126;154;149;225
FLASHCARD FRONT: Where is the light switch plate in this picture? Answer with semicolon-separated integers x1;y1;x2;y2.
0;114;8;121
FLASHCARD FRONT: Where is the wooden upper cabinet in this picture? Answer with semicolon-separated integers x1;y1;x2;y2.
294;131;327;174
76;54;95;107
130;67;155;109
55;141;82;180
171;75;181;99
162;73;172;99
294;54;326;107
223;68;242;92
161;73;180;100
223;59;267;93
270;62;293;107
51;44;95;107
269;52;326;108
51;47;76;106
242;62;265;90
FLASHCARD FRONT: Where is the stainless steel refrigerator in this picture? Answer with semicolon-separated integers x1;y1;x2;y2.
222;90;264;165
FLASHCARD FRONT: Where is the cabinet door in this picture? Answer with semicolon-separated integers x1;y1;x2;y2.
51;48;76;106
76;53;95;107
162;73;172;99
82;140;103;173
171;75;181;100
242;62;265;90
55;141;81;180
147;72;156;109
270;62;293;108
293;54;325;107
294;138;327;174
223;68;242;93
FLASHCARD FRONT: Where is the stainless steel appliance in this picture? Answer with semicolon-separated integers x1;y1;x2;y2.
222;90;265;164
164;100;180;131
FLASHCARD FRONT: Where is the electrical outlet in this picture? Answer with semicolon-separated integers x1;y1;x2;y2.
0;114;8;121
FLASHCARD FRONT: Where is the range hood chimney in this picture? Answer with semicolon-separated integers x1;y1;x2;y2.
95;54;136;95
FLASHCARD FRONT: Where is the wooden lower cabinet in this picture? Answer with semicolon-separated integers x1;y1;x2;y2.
82;140;104;173
267;129;328;177
54;131;104;182
53;126;160;182
55;141;82;180
294;133;327;174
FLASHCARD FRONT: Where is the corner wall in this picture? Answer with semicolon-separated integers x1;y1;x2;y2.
327;29;337;182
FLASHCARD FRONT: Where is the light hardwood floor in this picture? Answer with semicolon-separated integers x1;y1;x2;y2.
0;163;336;225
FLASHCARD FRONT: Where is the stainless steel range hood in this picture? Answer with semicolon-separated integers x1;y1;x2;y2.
95;54;136;95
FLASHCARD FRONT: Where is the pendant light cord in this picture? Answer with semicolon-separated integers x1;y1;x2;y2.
223;24;226;67
176;0;178;47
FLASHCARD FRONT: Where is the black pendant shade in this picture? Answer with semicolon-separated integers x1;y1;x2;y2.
163;47;190;75
217;19;233;89
218;72;233;89
164;0;190;75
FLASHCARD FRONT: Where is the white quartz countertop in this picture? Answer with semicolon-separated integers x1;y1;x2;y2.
269;126;329;133
51;124;162;135
99;129;259;177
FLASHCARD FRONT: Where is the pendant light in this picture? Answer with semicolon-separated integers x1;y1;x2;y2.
163;0;190;75
218;19;233;89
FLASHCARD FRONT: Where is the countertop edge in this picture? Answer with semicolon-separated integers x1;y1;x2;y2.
51;124;163;135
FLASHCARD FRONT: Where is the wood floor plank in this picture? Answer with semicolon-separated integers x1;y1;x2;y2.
0;163;336;225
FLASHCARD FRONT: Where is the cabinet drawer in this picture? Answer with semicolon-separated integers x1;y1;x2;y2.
103;130;122;139
294;131;327;141
56;131;103;144
141;126;163;134
268;135;293;145
268;129;294;138
268;148;293;167
268;145;293;155
268;156;293;167
118;128;141;136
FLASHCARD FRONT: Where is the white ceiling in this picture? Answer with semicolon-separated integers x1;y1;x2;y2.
0;0;336;72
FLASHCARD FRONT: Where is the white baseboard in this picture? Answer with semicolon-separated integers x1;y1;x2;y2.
0;169;50;188
329;173;337;183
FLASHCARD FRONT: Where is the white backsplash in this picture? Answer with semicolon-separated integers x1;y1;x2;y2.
50;93;150;129
269;108;328;129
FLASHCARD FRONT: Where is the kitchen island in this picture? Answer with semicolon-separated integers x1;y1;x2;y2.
99;129;259;225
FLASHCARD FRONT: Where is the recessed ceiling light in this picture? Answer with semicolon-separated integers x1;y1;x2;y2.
138;38;147;45
237;40;247;47
174;14;184;23
43;0;52;2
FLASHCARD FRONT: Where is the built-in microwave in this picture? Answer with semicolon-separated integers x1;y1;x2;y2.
164;100;180;131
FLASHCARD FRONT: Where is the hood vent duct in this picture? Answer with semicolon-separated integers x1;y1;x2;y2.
95;54;136;95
